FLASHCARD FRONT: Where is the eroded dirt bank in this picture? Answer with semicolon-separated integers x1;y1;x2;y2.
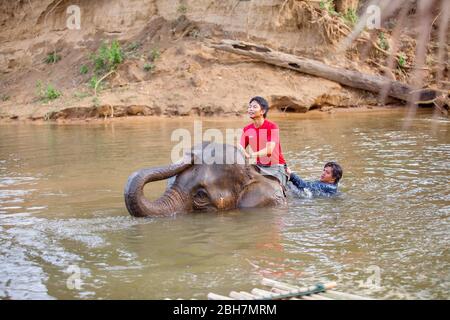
0;0;447;122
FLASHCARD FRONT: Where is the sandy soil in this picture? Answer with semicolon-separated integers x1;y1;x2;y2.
0;0;445;123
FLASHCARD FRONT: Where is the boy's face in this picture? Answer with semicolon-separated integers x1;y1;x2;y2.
320;166;335;184
248;101;265;119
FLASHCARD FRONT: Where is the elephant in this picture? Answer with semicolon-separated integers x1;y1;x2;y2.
124;142;286;217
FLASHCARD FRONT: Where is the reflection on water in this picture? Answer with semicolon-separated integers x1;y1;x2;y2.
0;111;449;299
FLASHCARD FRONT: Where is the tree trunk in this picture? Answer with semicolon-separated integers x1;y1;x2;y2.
210;39;439;103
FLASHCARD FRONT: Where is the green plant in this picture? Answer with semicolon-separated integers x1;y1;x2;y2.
149;48;160;61
127;41;141;52
80;65;89;75
1;94;10;102
319;0;337;15
343;8;358;26
143;63;154;72
89;75;101;90
177;4;187;14
36;81;61;102
398;53;406;68
109;40;124;66
44;52;61;64
91;40;124;73
378;32;390;51
92;46;106;71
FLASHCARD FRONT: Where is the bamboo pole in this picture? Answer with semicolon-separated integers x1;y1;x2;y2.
261;278;338;300
270;287;304;300
208;279;371;300
262;278;337;292
207;293;233;300
229;291;252;300
251;288;278;299
239;291;259;299
309;294;333;300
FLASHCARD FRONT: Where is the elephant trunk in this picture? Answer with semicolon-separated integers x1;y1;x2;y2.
124;162;191;217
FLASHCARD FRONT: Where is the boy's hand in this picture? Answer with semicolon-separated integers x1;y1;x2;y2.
286;167;292;177
237;144;251;159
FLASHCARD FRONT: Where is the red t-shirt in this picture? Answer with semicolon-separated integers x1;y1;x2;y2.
240;119;286;165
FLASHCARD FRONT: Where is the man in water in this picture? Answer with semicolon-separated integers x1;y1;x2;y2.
286;162;343;197
239;96;289;188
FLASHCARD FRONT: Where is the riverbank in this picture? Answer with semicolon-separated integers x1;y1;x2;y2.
0;35;398;123
0;104;417;125
1;1;447;123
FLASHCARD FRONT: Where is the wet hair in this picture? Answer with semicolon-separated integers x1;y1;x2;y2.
324;162;343;185
249;96;269;118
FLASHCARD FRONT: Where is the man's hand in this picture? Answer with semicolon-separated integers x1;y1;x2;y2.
237;144;251;159
286;167;292;178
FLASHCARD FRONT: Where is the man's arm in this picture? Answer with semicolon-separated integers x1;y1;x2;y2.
249;141;275;158
289;173;337;196
239;128;251;159
239;129;248;149
250;122;279;158
289;172;309;190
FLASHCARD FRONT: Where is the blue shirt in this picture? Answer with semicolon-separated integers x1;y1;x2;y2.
289;173;338;197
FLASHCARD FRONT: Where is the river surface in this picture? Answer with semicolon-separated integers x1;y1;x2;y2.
0;110;449;299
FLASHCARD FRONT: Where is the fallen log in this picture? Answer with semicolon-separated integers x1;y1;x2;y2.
210;39;440;104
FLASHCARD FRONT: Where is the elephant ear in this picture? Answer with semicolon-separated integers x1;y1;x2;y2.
237;180;280;208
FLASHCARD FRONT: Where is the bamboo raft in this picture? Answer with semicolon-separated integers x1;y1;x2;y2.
207;278;373;300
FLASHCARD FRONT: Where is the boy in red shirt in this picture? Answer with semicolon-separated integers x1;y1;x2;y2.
239;96;288;188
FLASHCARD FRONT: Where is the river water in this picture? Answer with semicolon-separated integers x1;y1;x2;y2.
0;110;448;299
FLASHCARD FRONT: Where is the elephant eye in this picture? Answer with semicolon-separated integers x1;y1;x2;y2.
193;188;211;210
195;189;209;199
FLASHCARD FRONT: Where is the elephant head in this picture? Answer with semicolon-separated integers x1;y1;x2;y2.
124;142;286;217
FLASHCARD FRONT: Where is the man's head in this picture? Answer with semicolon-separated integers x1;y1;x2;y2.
248;96;269;119
320;162;343;185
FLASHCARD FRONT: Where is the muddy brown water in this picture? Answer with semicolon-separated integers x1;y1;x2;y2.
0;110;449;299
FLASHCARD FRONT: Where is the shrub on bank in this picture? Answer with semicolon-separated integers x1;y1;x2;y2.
36;81;61;102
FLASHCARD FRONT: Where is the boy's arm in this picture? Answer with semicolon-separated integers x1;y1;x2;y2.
289;170;338;196
250;141;275;158
250;122;277;158
289;172;309;190
239;129;252;159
